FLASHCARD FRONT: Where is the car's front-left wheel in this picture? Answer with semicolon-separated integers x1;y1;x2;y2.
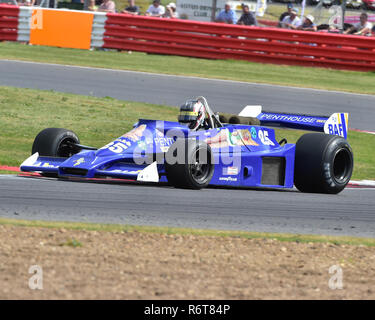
32;128;80;177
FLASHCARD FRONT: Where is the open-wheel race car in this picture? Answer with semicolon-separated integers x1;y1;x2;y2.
20;96;353;194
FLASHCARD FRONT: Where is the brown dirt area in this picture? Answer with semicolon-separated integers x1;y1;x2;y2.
1;224;375;299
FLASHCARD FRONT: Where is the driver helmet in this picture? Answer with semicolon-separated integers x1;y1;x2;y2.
178;99;206;130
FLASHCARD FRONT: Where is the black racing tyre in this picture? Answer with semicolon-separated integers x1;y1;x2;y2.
294;133;353;194
165;139;214;189
32;128;80;177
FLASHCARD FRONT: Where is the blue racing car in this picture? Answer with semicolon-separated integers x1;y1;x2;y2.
20;96;353;194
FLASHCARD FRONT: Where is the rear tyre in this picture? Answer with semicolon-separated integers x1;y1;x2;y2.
294;133;353;194
165;139;214;189
32;128;80;177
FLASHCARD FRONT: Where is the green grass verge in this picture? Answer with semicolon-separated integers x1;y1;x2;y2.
1;217;375;246
1;86;374;179
1;42;375;95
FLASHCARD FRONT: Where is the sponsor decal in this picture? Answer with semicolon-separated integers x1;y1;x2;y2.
239;129;258;146
121;124;147;142
154;136;174;153
154;137;174;147
103;125;149;154
324;113;348;138
327;123;344;137
223;166;239;175
109;169;142;174
73;158;85;167
205;128;258;149
219;176;238;182
251;127;257;139
260;114;315;123
31;162;58;169
137;140;147;150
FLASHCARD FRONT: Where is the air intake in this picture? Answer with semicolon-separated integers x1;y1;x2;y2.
60;168;88;176
261;157;286;186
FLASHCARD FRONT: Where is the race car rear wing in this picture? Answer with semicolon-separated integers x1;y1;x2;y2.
237;105;349;139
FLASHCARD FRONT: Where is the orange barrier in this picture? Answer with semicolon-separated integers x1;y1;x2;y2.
104;14;375;72
30;8;94;49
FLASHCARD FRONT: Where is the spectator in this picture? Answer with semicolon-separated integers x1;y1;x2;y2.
98;0;116;13
122;0;140;15
297;15;317;32
215;2;237;24
145;0;165;17
279;3;293;27
88;0;98;11
344;13;373;36
17;0;36;6
164;3;179;18
280;8;301;30
237;4;257;26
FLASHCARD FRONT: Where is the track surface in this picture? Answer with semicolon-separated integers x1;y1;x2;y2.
1;59;375;131
0;175;374;237
1;60;374;237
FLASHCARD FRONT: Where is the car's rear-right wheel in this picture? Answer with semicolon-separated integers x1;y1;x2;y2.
294;133;353;194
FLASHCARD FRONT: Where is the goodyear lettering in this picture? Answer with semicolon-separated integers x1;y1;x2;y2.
219;177;238;182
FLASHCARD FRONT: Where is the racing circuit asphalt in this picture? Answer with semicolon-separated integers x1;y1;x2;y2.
0;175;374;237
1;59;375;132
1;59;375;237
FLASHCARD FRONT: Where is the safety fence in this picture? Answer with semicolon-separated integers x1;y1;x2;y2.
1;4;375;72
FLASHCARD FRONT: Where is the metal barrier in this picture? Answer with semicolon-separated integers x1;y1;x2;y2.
0;4;18;41
102;13;375;72
1;4;375;72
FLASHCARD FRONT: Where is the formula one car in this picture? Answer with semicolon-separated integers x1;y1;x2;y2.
20;96;353;194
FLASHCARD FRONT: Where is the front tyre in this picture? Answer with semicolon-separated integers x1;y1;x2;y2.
294;133;353;194
165;139;214;189
32;128;80;177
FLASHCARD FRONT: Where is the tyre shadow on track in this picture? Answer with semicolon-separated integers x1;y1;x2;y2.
18;173;299;193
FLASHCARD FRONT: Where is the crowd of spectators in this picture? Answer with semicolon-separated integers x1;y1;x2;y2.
212;1;372;36
86;0;179;18
277;3;373;36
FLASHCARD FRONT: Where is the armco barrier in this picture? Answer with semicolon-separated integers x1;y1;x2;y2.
0;4;19;41
103;14;375;71
1;5;375;72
